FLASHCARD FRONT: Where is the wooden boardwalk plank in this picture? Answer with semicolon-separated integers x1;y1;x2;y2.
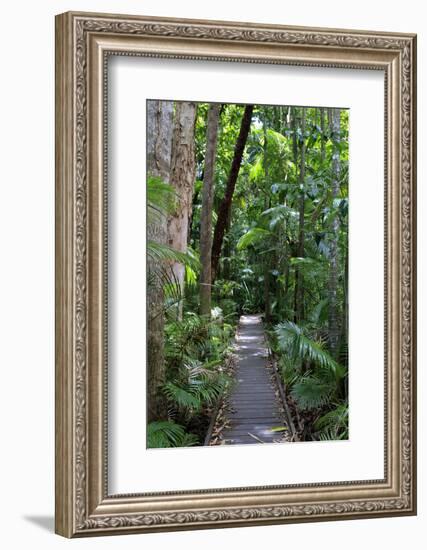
216;314;288;446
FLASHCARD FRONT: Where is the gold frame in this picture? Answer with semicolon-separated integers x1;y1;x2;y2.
55;11;417;537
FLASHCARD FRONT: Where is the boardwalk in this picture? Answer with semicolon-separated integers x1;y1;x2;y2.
218;314;288;445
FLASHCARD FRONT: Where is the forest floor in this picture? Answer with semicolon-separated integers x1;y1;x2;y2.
210;314;290;445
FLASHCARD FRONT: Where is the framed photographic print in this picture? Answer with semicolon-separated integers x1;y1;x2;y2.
55;11;417;537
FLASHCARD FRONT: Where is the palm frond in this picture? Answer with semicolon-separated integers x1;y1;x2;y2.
147;241;200;271
248;154;264;182
314;403;349;439
310;298;329;325
147;420;199;448
147;243;201;312
163;382;202;411
185;265;198;287
260;204;298;230
185;360;222;380
147;420;185;448
147;175;176;223
278;355;300;387
274;321;344;379
163;353;229;414
179;432;200;447
318;428;348;441
291;377;334;410
165;313;207;364
237;227;271;250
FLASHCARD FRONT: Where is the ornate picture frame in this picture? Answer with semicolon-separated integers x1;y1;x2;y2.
55;11;417;537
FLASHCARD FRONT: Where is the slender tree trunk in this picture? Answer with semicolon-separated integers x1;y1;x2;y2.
264;261;271;322
341;245;349;400
199;103;221;316
295;108;306;323
211;105;253;281
341;246;348;353
262;109;271;322
222;213;231;280
283;260;290;313
291;108;298;322
320;107;326;163
147;100;173;422
328;108;341;360
167;101;197;319
291;107;298;167
187;187;200;244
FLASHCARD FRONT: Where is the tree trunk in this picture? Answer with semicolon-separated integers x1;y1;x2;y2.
147;100;173;422
264;261;271;323
211;104;253;281
262;108;271;322
328;108;341;360
283;260;290;313
341;246;348;356
291;108;298;322
320;107;326;163
341;245;349;400
295;108;306;323
167;101;197;319
199;103;221;316
222;214;232;280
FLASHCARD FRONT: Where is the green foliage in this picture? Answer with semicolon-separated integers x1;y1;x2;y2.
289;257;319;267
163;364;228;415
274;321;344;379
147;241;200;271
291;377;334;410
147;175;176;222
237;227;271;250
162;311;233;433
147;420;199;448
273;318;348;437
165;311;232;369
248;155;264;182
314;403;349;439
261;204;298;230
165;313;208;366
147;243;201;315
163;382;201;410
310;298;329;325
147;102;349;446
185;265;198;287
277;354;300;387
146;173;201;312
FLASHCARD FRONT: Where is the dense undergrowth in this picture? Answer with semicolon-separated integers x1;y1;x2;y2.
147;307;236;448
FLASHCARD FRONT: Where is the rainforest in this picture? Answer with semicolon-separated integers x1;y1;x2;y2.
147;100;349;448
